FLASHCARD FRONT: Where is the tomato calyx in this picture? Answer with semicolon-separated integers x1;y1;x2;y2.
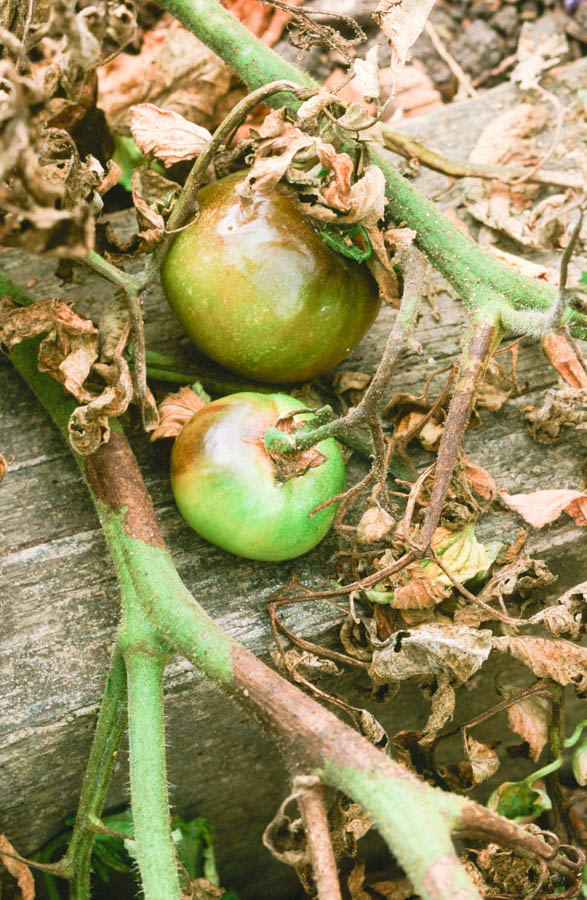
265;413;327;485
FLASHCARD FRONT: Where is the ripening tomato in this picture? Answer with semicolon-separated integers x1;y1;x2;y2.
170;392;345;561
160;171;380;383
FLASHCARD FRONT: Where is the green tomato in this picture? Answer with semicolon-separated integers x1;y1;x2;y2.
160;171;380;383
171;392;345;561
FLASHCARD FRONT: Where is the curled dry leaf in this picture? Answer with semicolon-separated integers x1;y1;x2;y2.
130;103;212;167
98;18;233;132
0;455;7;482
499;488;587;528
465;735;500;785
524;384;587;443
512;19;569;90
493;636;587;694
352;45;380;104
422;672;455;735
384;227;417;253
131;166;180;243
464;455;497;501
296;90;339;123
368;624;493;687
0;833;35;900
150;386;208;441
532;580;587;640
507;695;550;762
375;0;437;76
541;332;587;389
0;296;98;402
68;353;134;455
332;370;372;394
357;503;395;544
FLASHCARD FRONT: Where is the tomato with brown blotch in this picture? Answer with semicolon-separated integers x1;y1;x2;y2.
160;171;380;384
170;392;345;561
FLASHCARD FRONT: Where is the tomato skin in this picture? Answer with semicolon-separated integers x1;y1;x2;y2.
170;393;345;561
160;171;380;384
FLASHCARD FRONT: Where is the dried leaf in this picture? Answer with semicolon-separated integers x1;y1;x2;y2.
507;696;550;762
464;455;497;501
422;673;455;735
296;91;339;122
512;20;569;90
524;385;587;443
384;227;417;252
532;581;586;639
348;861;371;900
131;166;180;241
130;103;212;167
0;455;7;482
318;145;354;212
0;834;35;900
375;0;437;76
98;18;233;132
368;624;493;686
493;636;587;693
151;386;208;441
465;735;500;785
352;45;380;103
479;556;556;613
420;523;493;587
393;565;451;609
542;332;587;389
357;503;395;543
68;354;133;455
0;296;98;402
499;488;587;528
332;370;372;394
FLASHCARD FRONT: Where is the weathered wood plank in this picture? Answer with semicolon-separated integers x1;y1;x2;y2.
1;59;586;899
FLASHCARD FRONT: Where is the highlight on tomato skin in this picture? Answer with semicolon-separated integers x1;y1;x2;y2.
160;171;381;384
170;392;346;561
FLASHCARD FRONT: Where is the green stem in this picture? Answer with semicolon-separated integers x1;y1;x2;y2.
156;0;586;338
67;646;128;900
123;648;181;900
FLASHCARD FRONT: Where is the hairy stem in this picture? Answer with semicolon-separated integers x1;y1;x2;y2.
124;648;181;900
66;646;128;900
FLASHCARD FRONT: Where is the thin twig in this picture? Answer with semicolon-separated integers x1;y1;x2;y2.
424;20;477;98
381;127;581;190
297;781;342;900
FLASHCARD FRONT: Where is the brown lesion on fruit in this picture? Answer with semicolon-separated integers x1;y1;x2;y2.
85;430;166;549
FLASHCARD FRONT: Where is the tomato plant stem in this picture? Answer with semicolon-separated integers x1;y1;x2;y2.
124;650;181;900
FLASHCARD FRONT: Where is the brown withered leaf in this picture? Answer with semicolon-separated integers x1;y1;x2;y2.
393;564;450;609
384;227;417;253
493;636;587;694
422;673;455;735
479;555;556;609
541;332;587;389
317;144;354;212
299;165;386;228
532;581;587;640
375;0;437;75
465;735;500;785
499;488;587;528
395;411;444;452
512;18;569;90
507;695;550;762
368;624;493;687
98;18;233;132
151;386;207;441
0;834;35;900
524;385;587;443
332;370;372;395
348;861;371;900
464;455;497;501
270;647;342;682
190;878;225;900
68;353;133;455
353;45;380;104
223;0;304;47
131;166;180;241
0;455;7;482
0;296;98;401
369;876;415;900
357;503;395;544
130;103;212;167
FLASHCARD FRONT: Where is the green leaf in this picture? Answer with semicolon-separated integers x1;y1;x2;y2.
173;815;217;883
92;811;134;880
112;134;164;192
579;271;587;286
488;780;551;822
363;588;395;605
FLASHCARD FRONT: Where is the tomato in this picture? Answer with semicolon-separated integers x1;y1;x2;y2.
170;392;345;561
160;171;380;383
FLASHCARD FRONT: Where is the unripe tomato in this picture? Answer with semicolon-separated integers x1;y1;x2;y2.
160;172;380;383
171;392;345;561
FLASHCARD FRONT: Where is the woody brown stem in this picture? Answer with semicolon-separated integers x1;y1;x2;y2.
297;781;342;900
